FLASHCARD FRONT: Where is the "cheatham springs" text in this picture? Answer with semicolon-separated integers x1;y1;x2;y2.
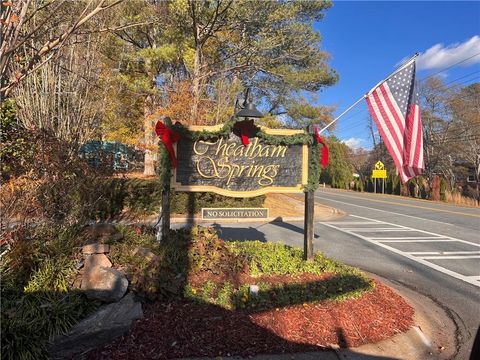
193;137;288;186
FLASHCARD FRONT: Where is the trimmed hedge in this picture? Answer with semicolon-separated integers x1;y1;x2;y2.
92;178;265;219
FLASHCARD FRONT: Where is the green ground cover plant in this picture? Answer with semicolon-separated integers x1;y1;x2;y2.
1;225;99;360
112;226;374;310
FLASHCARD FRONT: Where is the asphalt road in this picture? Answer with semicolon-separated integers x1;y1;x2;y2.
195;188;480;359
313;188;480;360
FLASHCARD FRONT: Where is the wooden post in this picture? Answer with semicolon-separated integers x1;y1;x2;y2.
161;180;171;242
304;190;314;260
157;116;172;242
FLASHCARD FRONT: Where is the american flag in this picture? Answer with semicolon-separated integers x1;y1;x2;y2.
366;59;424;183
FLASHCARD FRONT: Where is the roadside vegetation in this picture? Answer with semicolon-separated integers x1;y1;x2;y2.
1;223;374;360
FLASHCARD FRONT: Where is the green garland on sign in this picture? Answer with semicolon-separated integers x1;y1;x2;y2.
157;117;325;192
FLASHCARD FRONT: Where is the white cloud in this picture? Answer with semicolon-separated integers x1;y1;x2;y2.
416;35;480;70
342;137;364;150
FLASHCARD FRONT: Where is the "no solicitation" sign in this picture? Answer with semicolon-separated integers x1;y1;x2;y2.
202;208;268;220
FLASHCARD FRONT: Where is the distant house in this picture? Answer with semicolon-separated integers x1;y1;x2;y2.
79;141;143;171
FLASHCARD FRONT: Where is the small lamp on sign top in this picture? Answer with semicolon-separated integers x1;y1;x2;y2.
234;88;264;120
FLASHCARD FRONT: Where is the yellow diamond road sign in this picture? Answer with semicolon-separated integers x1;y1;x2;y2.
372;161;387;179
375;161;385;170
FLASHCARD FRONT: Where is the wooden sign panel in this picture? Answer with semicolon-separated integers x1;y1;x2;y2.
172;125;308;197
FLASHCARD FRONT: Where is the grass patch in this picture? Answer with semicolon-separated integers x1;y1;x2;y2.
175;227;374;310
226;240;349;276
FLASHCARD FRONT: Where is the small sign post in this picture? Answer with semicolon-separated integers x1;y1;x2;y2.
371;161;387;194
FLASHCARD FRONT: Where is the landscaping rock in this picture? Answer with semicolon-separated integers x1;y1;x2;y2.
82;243;110;254
81;267;128;302
84;254;112;269
48;293;143;360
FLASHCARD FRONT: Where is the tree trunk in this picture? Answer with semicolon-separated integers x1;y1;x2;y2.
143;95;157;176
191;25;202;123
191;64;201;122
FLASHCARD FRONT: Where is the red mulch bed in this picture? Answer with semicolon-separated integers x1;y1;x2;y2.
88;280;413;360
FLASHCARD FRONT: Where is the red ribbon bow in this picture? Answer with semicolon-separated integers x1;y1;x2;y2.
155;121;181;168
234;120;256;147
315;127;329;168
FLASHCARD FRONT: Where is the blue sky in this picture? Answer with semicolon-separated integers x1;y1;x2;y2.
315;1;480;150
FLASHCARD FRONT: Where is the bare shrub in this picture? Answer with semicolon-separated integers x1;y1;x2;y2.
445;190;479;207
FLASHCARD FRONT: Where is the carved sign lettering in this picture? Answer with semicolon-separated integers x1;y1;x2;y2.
172;128;308;197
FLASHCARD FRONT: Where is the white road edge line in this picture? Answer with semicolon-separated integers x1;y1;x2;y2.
338;228;411;232
466;276;480;281
316;189;479;216
419;255;480;260
371;237;448;240
319;216;480;288
409;251;480;255
324;221;382;225
377;240;458;243
315;195;455;226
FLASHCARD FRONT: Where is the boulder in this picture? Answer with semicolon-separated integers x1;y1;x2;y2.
82;243;110;255
84;254;112;270
48;293;143;360
81;267;128;302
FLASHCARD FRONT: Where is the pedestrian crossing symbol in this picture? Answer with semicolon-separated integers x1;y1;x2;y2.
372;161;387;178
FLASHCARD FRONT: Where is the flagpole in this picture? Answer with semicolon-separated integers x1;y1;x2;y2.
317;52;419;135
317;95;366;134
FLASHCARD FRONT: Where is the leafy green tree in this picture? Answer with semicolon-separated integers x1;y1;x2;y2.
100;0;338;174
320;137;353;189
167;0;338;123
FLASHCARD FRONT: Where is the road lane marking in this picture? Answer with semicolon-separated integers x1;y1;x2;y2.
316;196;456;226
343;228;410;232
317;190;480;218
410;251;480;255
466;276;480;281
350;215;480;247
377;239;458;243
326;221;382;225
320;215;480;288
371;236;448;240
419;255;480;260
